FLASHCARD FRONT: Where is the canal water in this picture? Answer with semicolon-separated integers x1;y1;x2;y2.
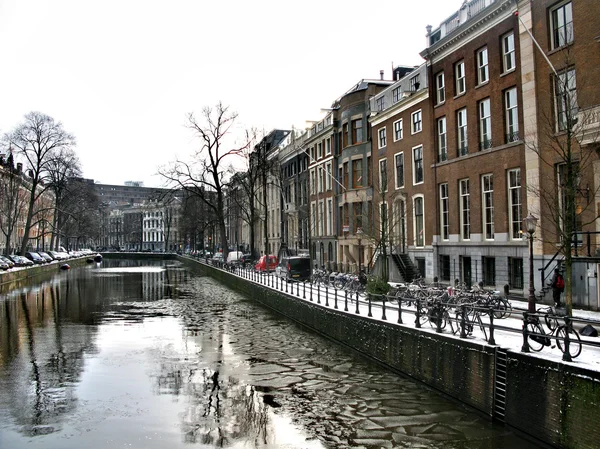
0;259;540;449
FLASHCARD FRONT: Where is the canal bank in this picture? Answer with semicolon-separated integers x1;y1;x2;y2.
0;256;92;289
181;257;600;449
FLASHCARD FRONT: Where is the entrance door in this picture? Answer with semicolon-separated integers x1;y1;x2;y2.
461;256;472;287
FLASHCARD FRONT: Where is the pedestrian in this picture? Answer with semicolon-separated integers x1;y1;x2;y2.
549;268;565;308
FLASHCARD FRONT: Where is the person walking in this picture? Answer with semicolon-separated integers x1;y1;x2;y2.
549;268;565;308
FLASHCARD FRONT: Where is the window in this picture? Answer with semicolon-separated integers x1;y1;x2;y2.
353;202;363;231
352;159;363;188
317;142;323;159
392;86;402;103
393;119;403;141
325;138;331;155
550;1;573;49
482;174;494;239
436;72;445;104
414;196;424;247
367;156;372;186
439;255;451;281
440;183;449;240
378;127;387;148
557;162;583;244
394;152;404;189
482;257;496;286
477;47;489;84
555;68;577;131
343;162;349;189
319;201;325;236
413;146;424;185
318;166;323;192
327;199;333;236
376;96;385;112
410;74;420;91
411;110;422;134
505;87;519;142
352;119;363;144
457;108;468;156
326;162;332;191
379;159;388;191
455;60;466;95
502;32;515;73
508;257;524;289
508;168;522;240
437;117;447;162
343;123;349;148
310;169;316;195
479;98;492;150
460;178;470;240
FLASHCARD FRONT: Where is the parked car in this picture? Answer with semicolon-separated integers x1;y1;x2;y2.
211;253;224;266
226;251;244;267
48;251;65;260
38;251;54;263
240;253;253;267
0;260;8;271
10;255;33;267
24;252;45;264
275;256;311;281
254;255;278;273
0;255;15;269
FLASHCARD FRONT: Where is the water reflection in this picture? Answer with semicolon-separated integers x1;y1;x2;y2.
0;260;540;448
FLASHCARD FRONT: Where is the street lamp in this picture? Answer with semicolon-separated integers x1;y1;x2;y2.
523;213;538;313
356;227;364;274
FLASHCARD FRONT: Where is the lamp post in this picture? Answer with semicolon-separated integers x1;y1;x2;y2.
356;227;363;274
523;213;538;313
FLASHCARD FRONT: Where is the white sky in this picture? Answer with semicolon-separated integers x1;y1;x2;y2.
0;0;455;187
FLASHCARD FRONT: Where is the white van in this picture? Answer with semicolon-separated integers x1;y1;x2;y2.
226;251;244;266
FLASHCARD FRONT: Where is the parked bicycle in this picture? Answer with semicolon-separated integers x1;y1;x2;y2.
525;309;582;358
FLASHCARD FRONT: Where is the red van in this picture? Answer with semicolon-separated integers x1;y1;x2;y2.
254;255;278;272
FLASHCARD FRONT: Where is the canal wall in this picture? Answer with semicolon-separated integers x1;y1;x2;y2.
0;257;91;290
181;258;599;449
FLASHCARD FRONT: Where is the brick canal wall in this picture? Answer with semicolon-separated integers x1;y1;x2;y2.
182;258;599;449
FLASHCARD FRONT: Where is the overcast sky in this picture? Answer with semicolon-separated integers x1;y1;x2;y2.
0;0;455;187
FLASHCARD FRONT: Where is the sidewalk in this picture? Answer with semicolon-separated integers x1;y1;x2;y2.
509;296;600;323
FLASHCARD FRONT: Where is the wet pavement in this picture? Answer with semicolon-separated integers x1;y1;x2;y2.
0;260;541;448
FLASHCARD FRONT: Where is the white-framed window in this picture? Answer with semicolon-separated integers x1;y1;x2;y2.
479;98;492;150
379;158;388;191
477;47;489;85
318;166;323;193
555;68;578;131
505;87;519;142
436;71;445;104
440;183;449;241
310;169;316;195
550;1;573;50
393;119;403;141
457;108;468;156
437;117;447;162
319;200;325;236
317;142;323;159
411;110;422;134
394;152;404;189
376;96;385;112
412;145;424;185
455;60;466;95
460;178;470;240
326;162;332;191
325;138;331;155
392;86;402;103
502;32;515;73
482;174;494;240
413;195;425;248
327;198;333;236
508;168;522;240
378;127;387;148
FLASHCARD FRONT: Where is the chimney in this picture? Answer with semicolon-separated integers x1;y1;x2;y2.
16;163;22;174
380;70;384;80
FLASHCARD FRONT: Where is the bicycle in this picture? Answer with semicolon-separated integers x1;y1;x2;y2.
525;310;582;358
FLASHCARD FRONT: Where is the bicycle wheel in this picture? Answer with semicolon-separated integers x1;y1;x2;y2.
556;326;582;359
492;297;510;319
526;322;545;352
544;314;559;333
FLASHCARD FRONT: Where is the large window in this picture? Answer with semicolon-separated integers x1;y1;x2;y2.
508;168;522;240
410;74;420;91
477;47;489;85
505;87;519;142
555;68;577;131
352;159;363;188
457;108;468;156
392;86;402;103
436;72;445;104
343;123;349;148
437;117;447;162
508;257;524;289
502;32;515;73
354;202;363;231
455;60;466;95
413;146;424;185
411;110;422;134
440;183;449;240
343;162;349;189
325;137;331;155
479;98;492;150
393;119;403;141
394;152;404;189
310;169;316;195
414;196;424;247
352;119;363;144
327;199;333;236
482;174;494;240
460;178;470;240
550;1;573;50
376;96;385;112
326;162;332;191
378;127;387;148
379;159;388;191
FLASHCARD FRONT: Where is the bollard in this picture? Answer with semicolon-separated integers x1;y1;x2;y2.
488;307;496;345
285;277;288;293
397;296;403;324
296;281;300;297
521;312;531;353
562;316;572;362
325;286;329;307
368;295;372;317
355;291;360;314
435;303;443;333
310;283;313;301
317;284;321;304
334;287;338;309
460;305;467;338
382;295;387;321
303;281;306;299
344;290;348;312
415;299;421;328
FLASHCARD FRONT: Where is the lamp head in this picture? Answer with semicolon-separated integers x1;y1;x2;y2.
523;213;538;234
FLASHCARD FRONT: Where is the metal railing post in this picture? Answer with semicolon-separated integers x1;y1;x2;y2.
562;316;572;362
325;285;329;307
344;290;348;312
460;305;467;338
415;299;421;328
355;291;360;314
397;297;403;324
382;295;387;321
317;284;321;304
367;295;372;317
334;287;338;309
488;307;496;345
521;312;531;353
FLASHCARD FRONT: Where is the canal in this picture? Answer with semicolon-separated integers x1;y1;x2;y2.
0;259;541;448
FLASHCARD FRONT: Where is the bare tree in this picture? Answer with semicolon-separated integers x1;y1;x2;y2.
3;112;76;254
0;157;28;255
159;102;250;259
